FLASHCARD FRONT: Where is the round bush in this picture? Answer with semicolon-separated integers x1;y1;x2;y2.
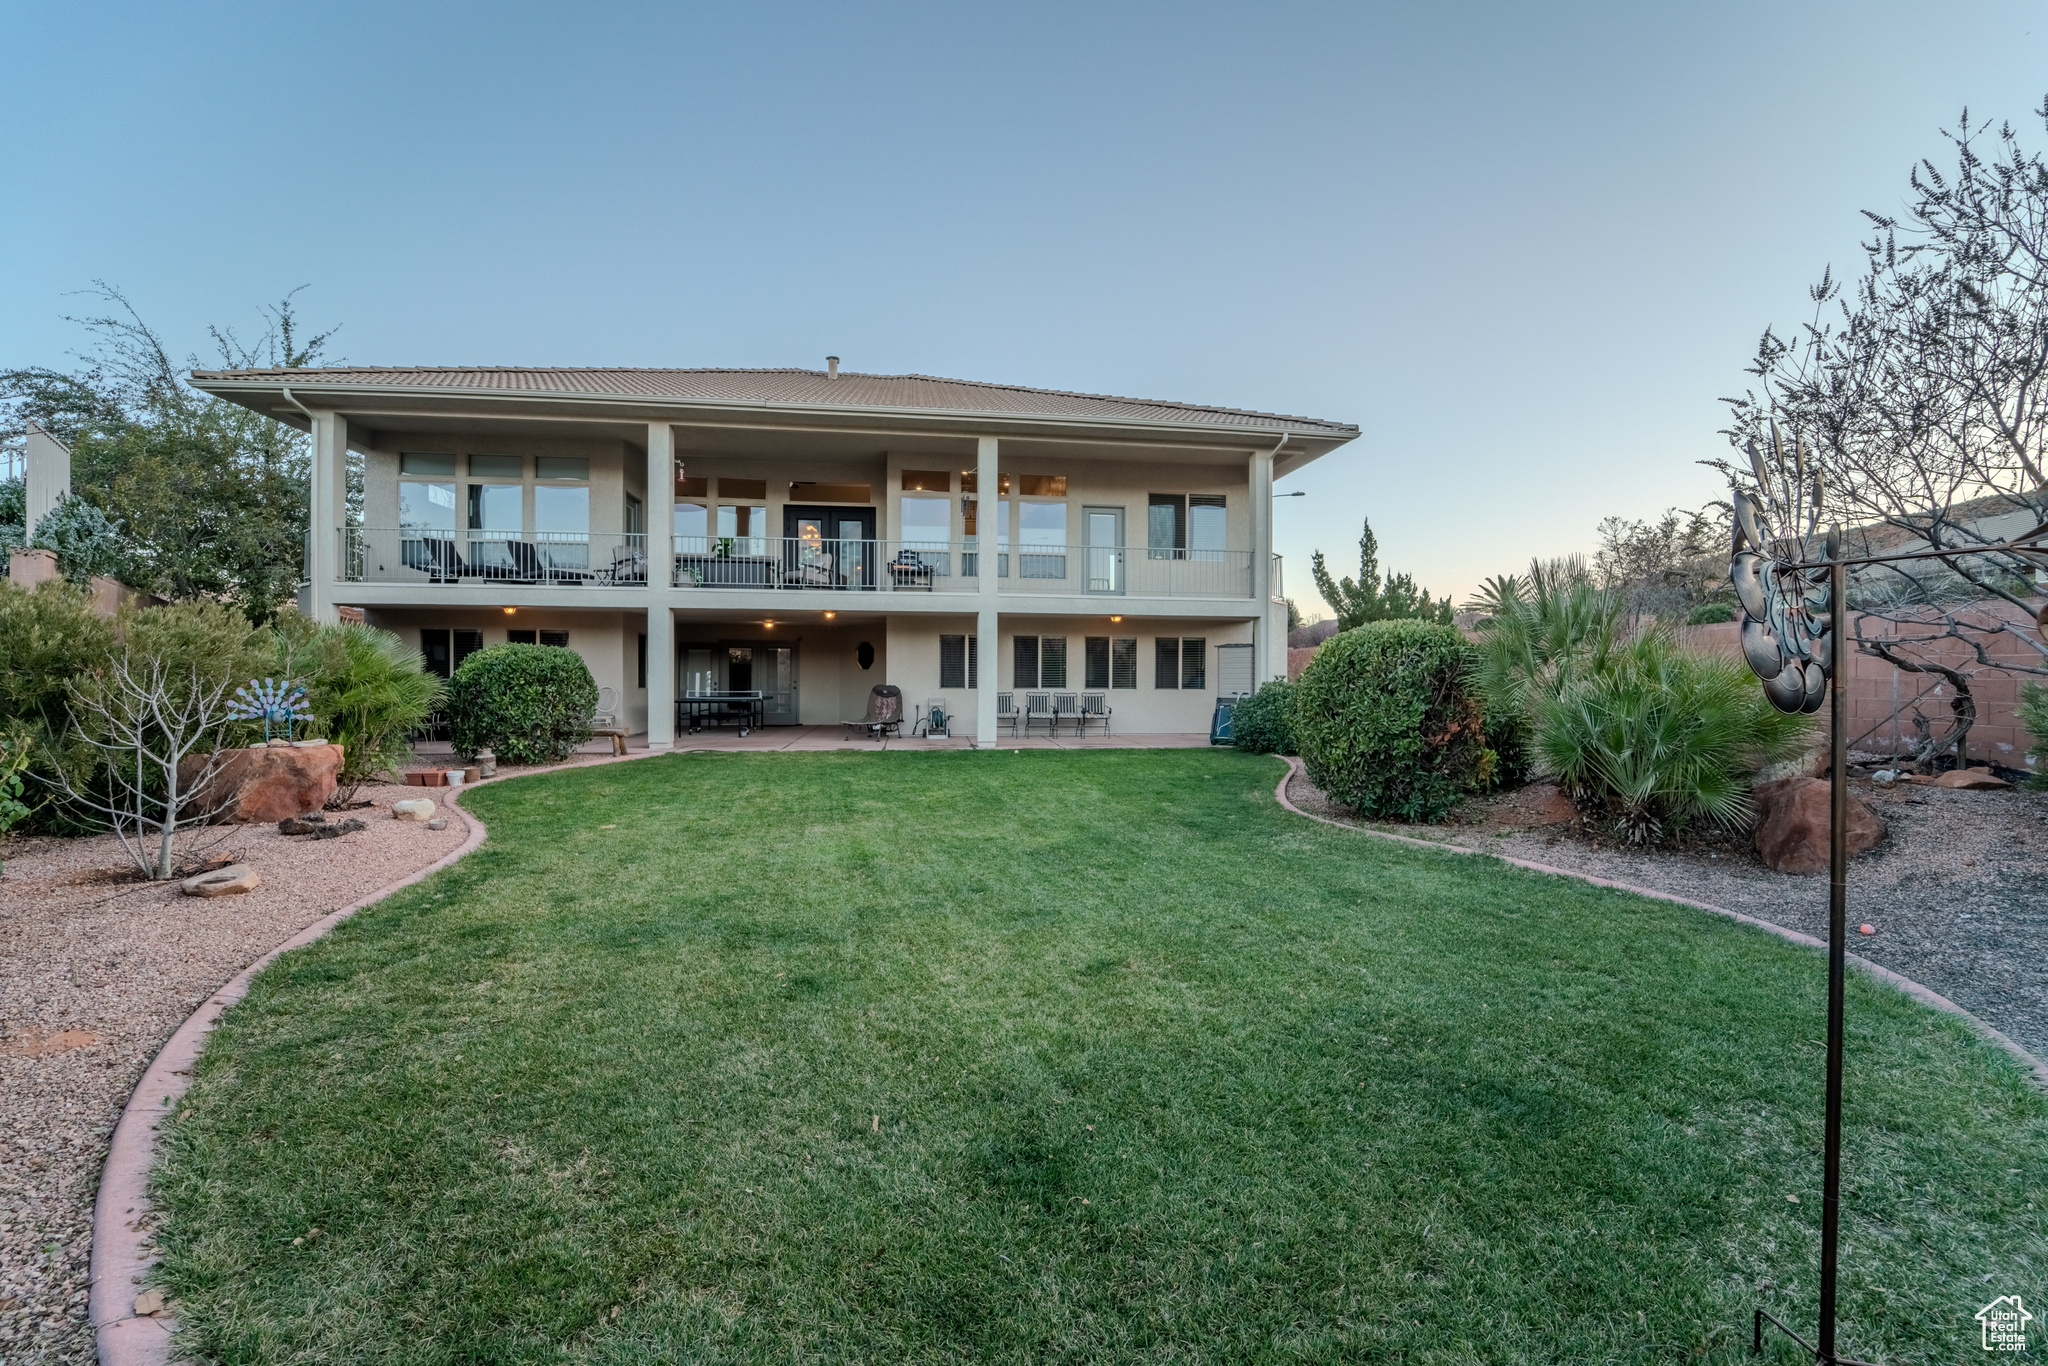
1685;600;1737;625
1230;679;1297;755
1293;620;1492;822
446;643;596;765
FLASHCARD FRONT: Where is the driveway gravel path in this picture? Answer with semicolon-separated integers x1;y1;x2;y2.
1285;764;2048;1063
0;784;466;1366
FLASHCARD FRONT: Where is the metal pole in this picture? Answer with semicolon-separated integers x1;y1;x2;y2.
1818;525;1848;1362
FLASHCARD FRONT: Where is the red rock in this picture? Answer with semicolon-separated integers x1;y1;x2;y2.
1751;776;1888;876
1858;924;1875;935
178;744;343;824
179;863;260;897
1930;767;2011;790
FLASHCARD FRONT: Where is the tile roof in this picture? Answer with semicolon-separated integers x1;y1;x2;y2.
188;366;1357;437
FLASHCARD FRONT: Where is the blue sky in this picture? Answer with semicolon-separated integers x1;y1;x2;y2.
3;2;2045;610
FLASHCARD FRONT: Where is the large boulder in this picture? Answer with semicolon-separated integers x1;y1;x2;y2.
179;743;344;824
1752;776;1887;875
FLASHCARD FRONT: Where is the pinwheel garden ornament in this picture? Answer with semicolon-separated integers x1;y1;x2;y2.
1730;425;1833;715
227;678;309;743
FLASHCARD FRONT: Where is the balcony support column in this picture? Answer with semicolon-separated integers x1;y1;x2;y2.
647;423;676;751
307;410;347;623
974;435;999;747
1249;442;1276;685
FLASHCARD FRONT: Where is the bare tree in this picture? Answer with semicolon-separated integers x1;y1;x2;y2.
1717;102;2048;766
53;655;240;880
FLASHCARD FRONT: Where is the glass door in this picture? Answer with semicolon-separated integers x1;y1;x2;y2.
1085;506;1125;594
763;645;798;723
783;505;876;589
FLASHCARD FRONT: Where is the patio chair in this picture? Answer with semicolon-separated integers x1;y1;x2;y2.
1051;692;1080;736
501;539;546;584
843;683;903;740
401;537;467;582
605;543;647;584
914;697;950;738
995;692;1020;737
784;548;836;588
1023;692;1056;738
1077;692;1111;737
888;548;934;590
589;686;628;755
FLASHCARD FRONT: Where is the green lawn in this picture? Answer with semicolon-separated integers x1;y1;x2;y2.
155;750;2045;1364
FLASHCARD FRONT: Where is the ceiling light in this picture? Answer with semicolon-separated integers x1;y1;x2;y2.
824;611;835;619
1110;615;1122;622
503;607;516;615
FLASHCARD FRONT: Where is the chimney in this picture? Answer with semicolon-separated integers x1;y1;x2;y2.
826;356;840;379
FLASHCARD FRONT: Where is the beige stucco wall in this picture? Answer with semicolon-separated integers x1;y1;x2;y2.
361;606;650;735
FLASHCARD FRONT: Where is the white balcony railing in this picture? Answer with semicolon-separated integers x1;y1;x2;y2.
337;530;1255;599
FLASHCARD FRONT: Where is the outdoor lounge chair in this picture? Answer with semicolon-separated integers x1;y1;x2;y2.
843;684;903;740
914;697;950;738
1076;692;1111;736
995;692;1020;737
1052;692;1080;735
784;548;836;588
401;537;467;582
604;543;647;584
1023;692;1056;738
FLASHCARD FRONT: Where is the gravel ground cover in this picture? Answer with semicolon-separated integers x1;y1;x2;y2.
0;784;467;1365
1285;763;2048;1060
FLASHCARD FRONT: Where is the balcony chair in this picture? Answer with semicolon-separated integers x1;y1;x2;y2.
604;543;647;584
401;537;467;582
1051;692;1081;735
589;686;628;756
914;697;950;738
784;548;836;589
1077;693;1112;737
888;548;934;590
995;692;1020;737
1023;692;1056;738
843;684;903;740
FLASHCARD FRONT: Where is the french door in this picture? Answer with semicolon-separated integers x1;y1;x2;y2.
784;505;877;589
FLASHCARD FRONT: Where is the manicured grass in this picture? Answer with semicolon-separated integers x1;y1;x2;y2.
155;750;2045;1364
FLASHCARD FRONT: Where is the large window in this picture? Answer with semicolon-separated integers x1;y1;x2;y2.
718;504;767;555
1149;494;1226;560
1084;636;1139;690
400;480;456;532
535;485;590;571
900;496;952;575
1014;635;1067;689
420;628;484;679
675;502;709;550
1019;502;1067;579
938;634;979;689
1189;495;1226;562
1155;637;1207;689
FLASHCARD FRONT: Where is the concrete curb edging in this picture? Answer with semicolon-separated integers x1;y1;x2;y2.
89;745;679;1366
1273;757;2048;1090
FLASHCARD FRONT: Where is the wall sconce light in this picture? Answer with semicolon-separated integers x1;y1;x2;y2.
503;607;517;615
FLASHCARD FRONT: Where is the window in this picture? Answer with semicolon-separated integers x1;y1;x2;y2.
939;633;979;689
535;485;590;571
469;483;522;531
470;453;521;477
902;470;951;492
541;629;569;648
1083;637;1139;690
536;456;589;480
625;492;644;538
1189;495;1226;562
1111;637;1137;689
1017;474;1067;496
1019;501;1067;579
400;453;455;476
1013;634;1038;689
674;502;709;550
400;480;456;532
506;630;570;647
1155;637;1206;689
717;504;767;555
718;477;767;501
900;495;952;575
789;481;871;503
676;475;709;499
1148;494;1185;559
962;498;1009;577
1014;635;1066;688
420;628;482;679
960;471;1011;493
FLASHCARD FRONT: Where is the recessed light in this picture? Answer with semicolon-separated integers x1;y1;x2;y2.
1110;615;1122;622
824;611;835;619
764;619;775;628
503;607;516;615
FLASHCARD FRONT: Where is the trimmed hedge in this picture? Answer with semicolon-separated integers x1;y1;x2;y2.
1293;620;1492;822
1230;679;1297;755
447;643;596;765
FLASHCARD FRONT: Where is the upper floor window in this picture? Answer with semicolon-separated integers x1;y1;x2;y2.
1148;493;1227;560
675;502;709;548
537;456;589;481
1019;501;1067;579
469;483;522;532
1017;474;1067;497
470;453;522;477
900;496;951;547
718;504;767;555
400;480;455;531
902;470;951;492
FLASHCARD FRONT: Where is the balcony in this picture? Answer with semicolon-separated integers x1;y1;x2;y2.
337;530;1256;600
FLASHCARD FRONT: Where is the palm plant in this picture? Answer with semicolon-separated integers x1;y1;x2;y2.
1534;631;1811;843
274;619;443;803
1467;556;1621;719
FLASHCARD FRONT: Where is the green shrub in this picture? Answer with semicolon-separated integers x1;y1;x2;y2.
2020;683;2048;790
1230;680;1297;755
1293;620;1493;822
1685;601;1737;625
1534;631;1811;843
0;580;117;827
446;644;596;765
275;617;444;799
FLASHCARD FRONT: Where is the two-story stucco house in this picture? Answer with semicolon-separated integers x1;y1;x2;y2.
191;363;1358;748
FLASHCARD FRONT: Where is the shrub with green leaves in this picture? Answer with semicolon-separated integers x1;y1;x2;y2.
1534;631;1811;843
1685;601;1737;625
2020;682;2048;789
446;644;596;766
1293;620;1493;822
1230;679;1297;755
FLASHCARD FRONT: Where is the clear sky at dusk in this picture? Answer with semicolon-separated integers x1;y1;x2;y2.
4;2;2045;611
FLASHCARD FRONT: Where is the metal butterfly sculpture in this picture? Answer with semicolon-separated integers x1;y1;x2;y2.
1730;424;1833;715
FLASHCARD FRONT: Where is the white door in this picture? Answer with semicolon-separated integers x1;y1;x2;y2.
1084;507;1124;594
